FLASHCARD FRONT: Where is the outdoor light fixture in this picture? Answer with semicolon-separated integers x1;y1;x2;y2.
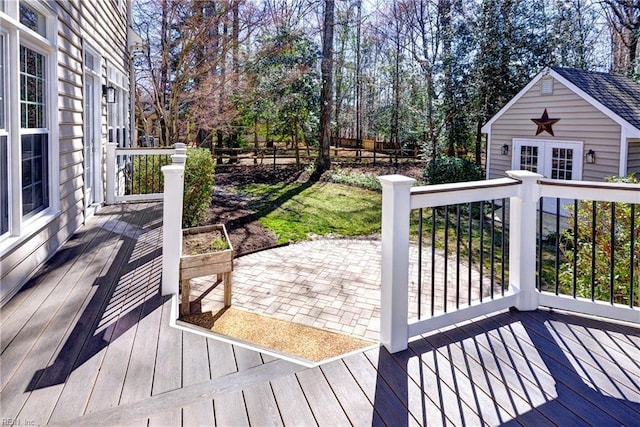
129;42;147;58
501;144;509;155
103;85;116;103
586;149;596;164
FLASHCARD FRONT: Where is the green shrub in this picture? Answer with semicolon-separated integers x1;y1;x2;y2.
130;154;171;194
326;167;382;191
182;147;215;228
423;156;484;185
558;174;640;305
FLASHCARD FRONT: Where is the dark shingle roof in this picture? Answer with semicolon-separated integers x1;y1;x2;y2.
551;66;640;131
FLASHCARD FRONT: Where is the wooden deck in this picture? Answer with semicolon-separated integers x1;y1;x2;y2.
1;202;639;426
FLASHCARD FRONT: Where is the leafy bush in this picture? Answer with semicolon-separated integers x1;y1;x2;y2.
182;147;215;228
326;167;382;191
129;154;171;194
558;175;639;305
423;156;484;185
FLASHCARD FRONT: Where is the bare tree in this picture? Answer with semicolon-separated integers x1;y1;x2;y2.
601;0;640;77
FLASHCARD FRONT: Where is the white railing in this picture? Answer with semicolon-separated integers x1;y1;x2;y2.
106;143;176;204
160;143;187;296
379;170;640;353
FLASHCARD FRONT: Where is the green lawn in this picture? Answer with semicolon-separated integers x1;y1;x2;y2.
241;181;382;244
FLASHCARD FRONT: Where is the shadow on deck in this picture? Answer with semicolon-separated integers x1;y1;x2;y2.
1;202;639;425
373;309;640;425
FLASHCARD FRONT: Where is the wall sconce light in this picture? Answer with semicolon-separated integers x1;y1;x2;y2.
501;144;509;155
102;85;116;103
586;149;596;164
129;42;147;58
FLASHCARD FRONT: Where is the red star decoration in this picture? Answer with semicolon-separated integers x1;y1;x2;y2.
531;109;560;136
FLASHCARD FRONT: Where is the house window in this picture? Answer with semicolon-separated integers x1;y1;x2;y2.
20;3;46;37
0;1;57;244
0;34;7;235
0;34;4;129
20;45;48;217
0;134;7;234
20;45;45;128
21;133;48;216
107;68;130;149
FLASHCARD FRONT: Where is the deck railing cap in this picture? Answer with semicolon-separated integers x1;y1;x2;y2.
506;170;544;180
378;174;416;188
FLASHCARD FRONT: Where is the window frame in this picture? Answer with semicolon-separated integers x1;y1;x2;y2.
0;0;59;252
82;42;104;208
0;33;8;236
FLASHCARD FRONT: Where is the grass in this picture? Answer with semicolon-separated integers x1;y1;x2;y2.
241;181;381;244
410;206;510;283
240;176;509;294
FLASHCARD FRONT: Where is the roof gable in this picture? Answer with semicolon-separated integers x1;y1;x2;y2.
551;66;640;131
482;67;640;137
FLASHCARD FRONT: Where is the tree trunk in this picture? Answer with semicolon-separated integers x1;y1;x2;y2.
356;0;363;161
475;121;483;167
253;113;259;164
293;116;300;169
216;130;224;164
317;0;335;174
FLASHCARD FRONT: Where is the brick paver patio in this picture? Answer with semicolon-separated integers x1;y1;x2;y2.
193;238;383;341
189;237;490;343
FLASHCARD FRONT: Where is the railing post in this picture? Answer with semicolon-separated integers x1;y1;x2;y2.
378;174;416;353
161;143;186;296
173;142;187;162
106;142;117;205
506;170;543;311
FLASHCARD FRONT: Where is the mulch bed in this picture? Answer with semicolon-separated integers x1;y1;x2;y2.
182;307;374;362
204;164;424;256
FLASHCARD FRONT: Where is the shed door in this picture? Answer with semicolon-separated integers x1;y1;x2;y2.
512;139;583;215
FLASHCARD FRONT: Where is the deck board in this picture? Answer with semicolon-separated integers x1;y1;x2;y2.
320;359;375;426
1;213;121;389
2;202;640;426
47;204;159;424
513;311;640;425
243;381;283;426
342;348;424;426
536;311;640;394
206;336;238;378
296;366;352;426
119;294;163;406
5;206;149;424
367;347;435;427
213;391;249;426
435;327;546;421
0;208;114;347
402;340;482;426
181;332;215;426
152;298;183;396
270;371;317;425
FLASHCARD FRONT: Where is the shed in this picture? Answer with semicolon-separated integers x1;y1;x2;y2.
482;66;640;182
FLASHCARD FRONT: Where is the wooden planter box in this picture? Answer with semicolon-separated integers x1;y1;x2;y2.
180;224;234;316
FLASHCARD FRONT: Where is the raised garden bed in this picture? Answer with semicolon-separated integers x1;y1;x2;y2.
180;224;234;316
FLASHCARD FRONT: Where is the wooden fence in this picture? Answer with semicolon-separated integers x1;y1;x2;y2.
212;145;420;167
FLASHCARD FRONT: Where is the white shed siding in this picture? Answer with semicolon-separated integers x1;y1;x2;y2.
0;0;130;305
488;78;621;182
